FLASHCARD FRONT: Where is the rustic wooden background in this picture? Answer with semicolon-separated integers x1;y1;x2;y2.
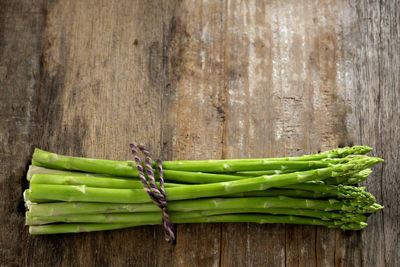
1;0;399;266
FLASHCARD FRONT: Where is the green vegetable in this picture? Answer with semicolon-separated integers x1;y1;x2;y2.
24;146;383;235
29;213;367;235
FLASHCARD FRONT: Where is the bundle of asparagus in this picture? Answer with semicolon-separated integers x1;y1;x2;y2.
24;146;383;237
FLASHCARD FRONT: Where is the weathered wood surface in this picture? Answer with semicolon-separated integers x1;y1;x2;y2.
1;0;399;266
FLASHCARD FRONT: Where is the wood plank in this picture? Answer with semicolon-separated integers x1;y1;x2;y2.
220;1;286;266
1;0;399;266
351;0;400;266
158;1;227;265
351;1;385;266
217;0;363;266
22;0;174;266
0;0;44;265
377;1;400;265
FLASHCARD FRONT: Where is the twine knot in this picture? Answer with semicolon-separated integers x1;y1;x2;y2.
129;143;175;243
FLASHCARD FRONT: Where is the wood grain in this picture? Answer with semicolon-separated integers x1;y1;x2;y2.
0;0;43;265
351;1;400;266
160;2;225;265
31;1;173;266
0;0;399;266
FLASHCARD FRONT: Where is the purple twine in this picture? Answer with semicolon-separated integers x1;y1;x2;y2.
129;143;175;243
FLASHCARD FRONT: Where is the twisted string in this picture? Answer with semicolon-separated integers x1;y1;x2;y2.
129;143;175;243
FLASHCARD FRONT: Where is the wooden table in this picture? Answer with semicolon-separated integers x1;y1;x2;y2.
1;1;399;266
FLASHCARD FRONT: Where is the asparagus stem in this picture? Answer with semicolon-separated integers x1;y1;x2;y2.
29;222;141;235
231;169;373;189
26;183;332;201
282;184;376;204
199;208;367;223
163;170;249;183
31;160;47;168
27;164;295;184
234;169;371;185
28;196;383;217
28;213;368;235
30;174;184;189
32;146;372;176
27;202;157;216
32;149;139;177
224;189;333;199
30;164;242;186
174;214;368;230
24;189;53;203
27;165;373;191
33;148;333;174
29;164;249;184
27;156;383;204
26;210;205;225
26;210;365;227
27;205;367;224
161;160;332;173
25;146;383;235
230;170;294;177
161;146;372;168
27;165;114;180
226;180;376;202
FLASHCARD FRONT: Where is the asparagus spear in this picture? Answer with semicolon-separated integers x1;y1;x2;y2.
222;189;333;199
31;146;372;176
26;206;367;226
223;186;375;203
28;165;372;192
31;154;321;182
230;170;294;177
28;169;374;203
28;213;368;235
26;155;383;204
26;210;205;225
160;160;332;173
27;196;383;217
26;185;376;210
27;202;158;216
28;164;252;184
25;184;332;201
25;209;366;228
27;165;114;180
29;162;373;187
32;149;139;177
29;174;184;189
176;214;368;230
233;168;372;185
199;208;367;223
29;222;141;235
225;182;376;203
324;168;372;185
32;150;334;174
162;146;372;165
28;164;250;184
281;184;376;204
28;164;287;185
162;164;363;183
